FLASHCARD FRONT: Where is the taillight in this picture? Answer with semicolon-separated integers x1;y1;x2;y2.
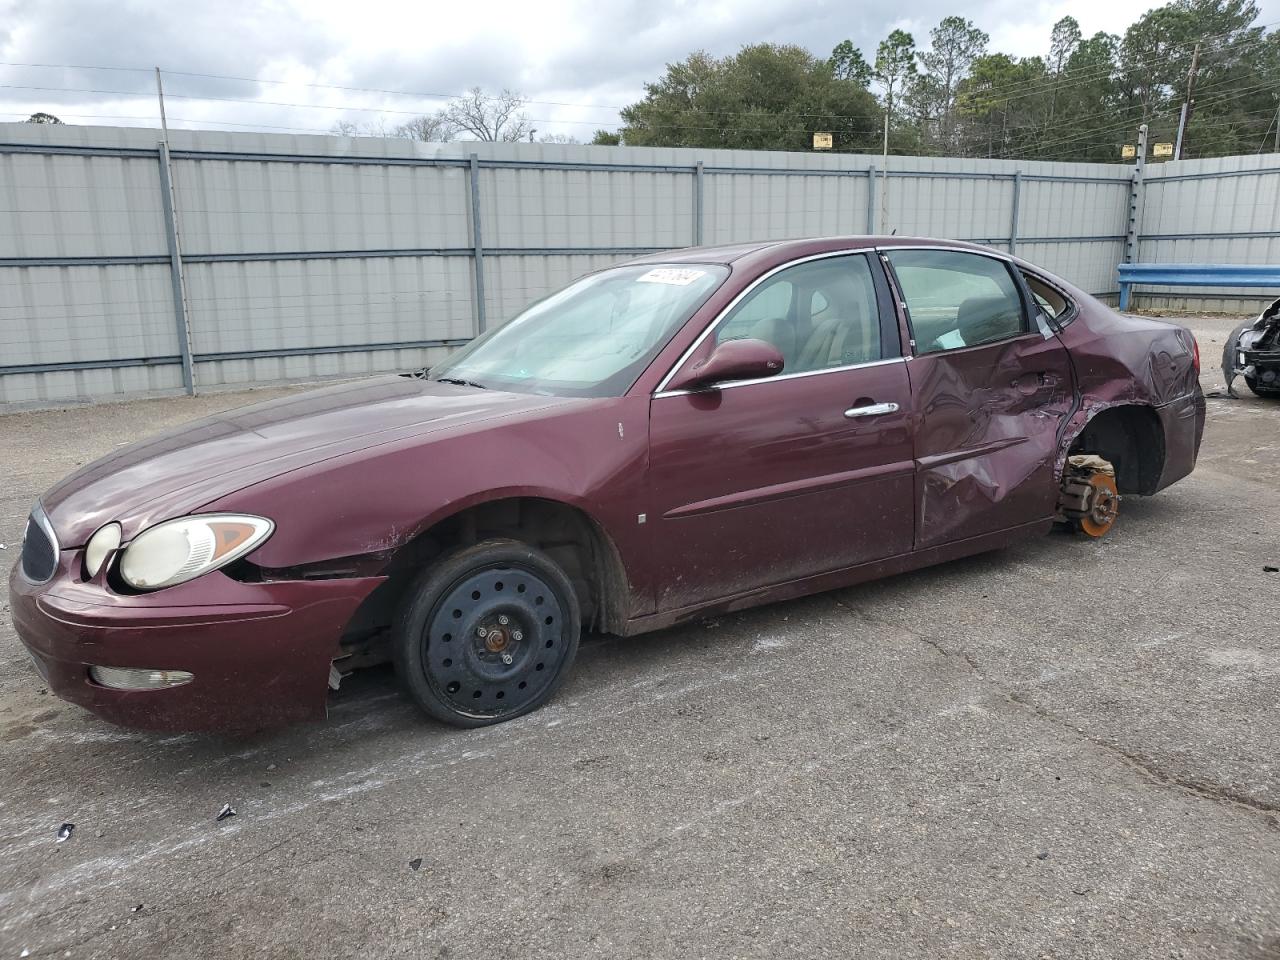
1191;334;1201;374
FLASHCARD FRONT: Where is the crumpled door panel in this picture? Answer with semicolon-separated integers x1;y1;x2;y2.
910;333;1075;549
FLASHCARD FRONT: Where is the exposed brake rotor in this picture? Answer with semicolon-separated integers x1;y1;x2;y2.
1058;454;1120;538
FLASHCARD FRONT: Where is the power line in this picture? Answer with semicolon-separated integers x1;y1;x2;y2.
993;79;1280;160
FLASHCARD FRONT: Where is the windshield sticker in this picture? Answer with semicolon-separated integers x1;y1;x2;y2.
637;267;707;286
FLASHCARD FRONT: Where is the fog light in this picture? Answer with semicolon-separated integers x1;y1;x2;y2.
89;666;194;690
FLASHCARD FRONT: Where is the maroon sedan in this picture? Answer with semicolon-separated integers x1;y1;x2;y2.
10;237;1205;732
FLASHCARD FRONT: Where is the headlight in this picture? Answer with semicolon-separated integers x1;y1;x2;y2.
119;514;274;590
84;522;122;578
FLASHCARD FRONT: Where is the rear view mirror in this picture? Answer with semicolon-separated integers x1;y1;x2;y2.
666;338;785;392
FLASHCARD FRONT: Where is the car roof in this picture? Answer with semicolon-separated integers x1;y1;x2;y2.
623;235;1000;269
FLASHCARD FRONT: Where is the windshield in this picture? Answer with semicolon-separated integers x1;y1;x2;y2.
429;263;729;397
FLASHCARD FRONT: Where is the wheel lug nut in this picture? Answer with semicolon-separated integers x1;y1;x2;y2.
498;615;510;625
501;653;513;665
512;630;523;641
477;627;488;638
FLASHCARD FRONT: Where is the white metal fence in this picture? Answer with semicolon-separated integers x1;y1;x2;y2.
1;122;1276;407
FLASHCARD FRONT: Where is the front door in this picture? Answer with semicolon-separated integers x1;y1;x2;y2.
647;253;915;613
882;247;1076;549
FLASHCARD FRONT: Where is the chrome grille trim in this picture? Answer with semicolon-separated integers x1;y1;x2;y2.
20;503;59;584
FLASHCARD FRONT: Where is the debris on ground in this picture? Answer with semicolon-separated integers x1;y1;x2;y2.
1035;851;1050;860
56;823;74;843
216;803;236;822
1265;565;1278;573
131;904;143;913
409;858;423;871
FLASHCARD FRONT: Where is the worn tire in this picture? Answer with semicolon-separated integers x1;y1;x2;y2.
393;539;582;728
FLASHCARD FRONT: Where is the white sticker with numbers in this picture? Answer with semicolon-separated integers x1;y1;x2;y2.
636;267;706;286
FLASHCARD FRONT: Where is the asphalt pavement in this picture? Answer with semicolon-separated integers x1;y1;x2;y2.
1;314;1277;959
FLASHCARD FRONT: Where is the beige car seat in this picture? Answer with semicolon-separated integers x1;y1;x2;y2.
795;309;872;371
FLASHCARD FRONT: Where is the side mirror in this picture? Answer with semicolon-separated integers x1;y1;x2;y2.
666;338;785;392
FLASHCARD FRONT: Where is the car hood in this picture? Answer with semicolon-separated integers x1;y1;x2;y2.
42;376;574;546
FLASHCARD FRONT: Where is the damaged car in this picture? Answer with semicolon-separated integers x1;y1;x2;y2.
1223;297;1280;398
9;237;1206;732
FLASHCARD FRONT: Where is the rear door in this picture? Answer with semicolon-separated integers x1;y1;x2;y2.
647;252;915;612
882;247;1076;549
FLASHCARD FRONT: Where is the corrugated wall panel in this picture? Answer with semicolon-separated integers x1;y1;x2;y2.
183;256;474;354
0;263;177;364
173;159;471;254
885;173;1014;242
703;172;868;244
2;122;1273;406
1129;156;1280;308
1019;179;1128;241
0;152;167;258
479;168;693;249
0;364;184;407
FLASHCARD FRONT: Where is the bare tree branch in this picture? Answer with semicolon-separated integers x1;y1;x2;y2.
445;87;532;142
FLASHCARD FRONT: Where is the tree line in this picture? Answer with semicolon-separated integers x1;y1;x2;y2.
603;0;1280;162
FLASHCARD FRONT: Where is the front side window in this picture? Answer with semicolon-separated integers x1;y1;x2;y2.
715;255;882;374
430;263;728;397
886;249;1026;354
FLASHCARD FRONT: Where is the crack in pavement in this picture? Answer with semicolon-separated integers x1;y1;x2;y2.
826;595;1280;832
1007;690;1280;829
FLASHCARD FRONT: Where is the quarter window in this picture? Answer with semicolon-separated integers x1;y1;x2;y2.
886;250;1026;354
716;255;882;374
1021;271;1071;321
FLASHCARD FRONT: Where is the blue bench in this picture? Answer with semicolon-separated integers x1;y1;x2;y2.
1117;263;1280;311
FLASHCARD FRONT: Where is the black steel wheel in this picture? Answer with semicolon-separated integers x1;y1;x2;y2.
393;539;581;727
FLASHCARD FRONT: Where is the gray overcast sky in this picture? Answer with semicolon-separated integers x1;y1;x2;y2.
2;0;1278;137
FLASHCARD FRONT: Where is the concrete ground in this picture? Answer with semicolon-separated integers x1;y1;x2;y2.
0;314;1277;960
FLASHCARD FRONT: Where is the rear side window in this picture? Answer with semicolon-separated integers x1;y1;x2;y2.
886;249;1026;354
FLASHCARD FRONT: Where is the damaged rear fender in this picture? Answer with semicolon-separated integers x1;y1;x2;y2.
1058;402;1166;496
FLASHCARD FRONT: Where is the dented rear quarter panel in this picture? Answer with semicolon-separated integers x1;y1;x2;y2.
1033;265;1203;487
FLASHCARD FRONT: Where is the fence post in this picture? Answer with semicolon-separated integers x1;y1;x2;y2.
1009;171;1022;255
156;140;195;395
693;161;705;245
1124;124;1148;268
469;153;487;334
866;165;877;234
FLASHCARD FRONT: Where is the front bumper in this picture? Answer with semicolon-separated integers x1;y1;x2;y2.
8;554;383;732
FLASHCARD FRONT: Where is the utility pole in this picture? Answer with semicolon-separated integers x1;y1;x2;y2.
880;100;890;233
154;67;169;141
1174;43;1200;161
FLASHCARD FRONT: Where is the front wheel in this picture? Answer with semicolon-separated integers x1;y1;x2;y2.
393;539;581;727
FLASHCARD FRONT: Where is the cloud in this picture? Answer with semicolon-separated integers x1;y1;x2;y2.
1;0;1277;135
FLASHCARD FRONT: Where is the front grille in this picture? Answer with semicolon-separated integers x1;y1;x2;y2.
20;510;58;583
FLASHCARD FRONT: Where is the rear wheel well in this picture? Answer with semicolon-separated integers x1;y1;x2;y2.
1067;405;1164;495
343;498;630;653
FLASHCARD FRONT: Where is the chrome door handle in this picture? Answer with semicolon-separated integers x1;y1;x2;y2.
844;402;899;418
